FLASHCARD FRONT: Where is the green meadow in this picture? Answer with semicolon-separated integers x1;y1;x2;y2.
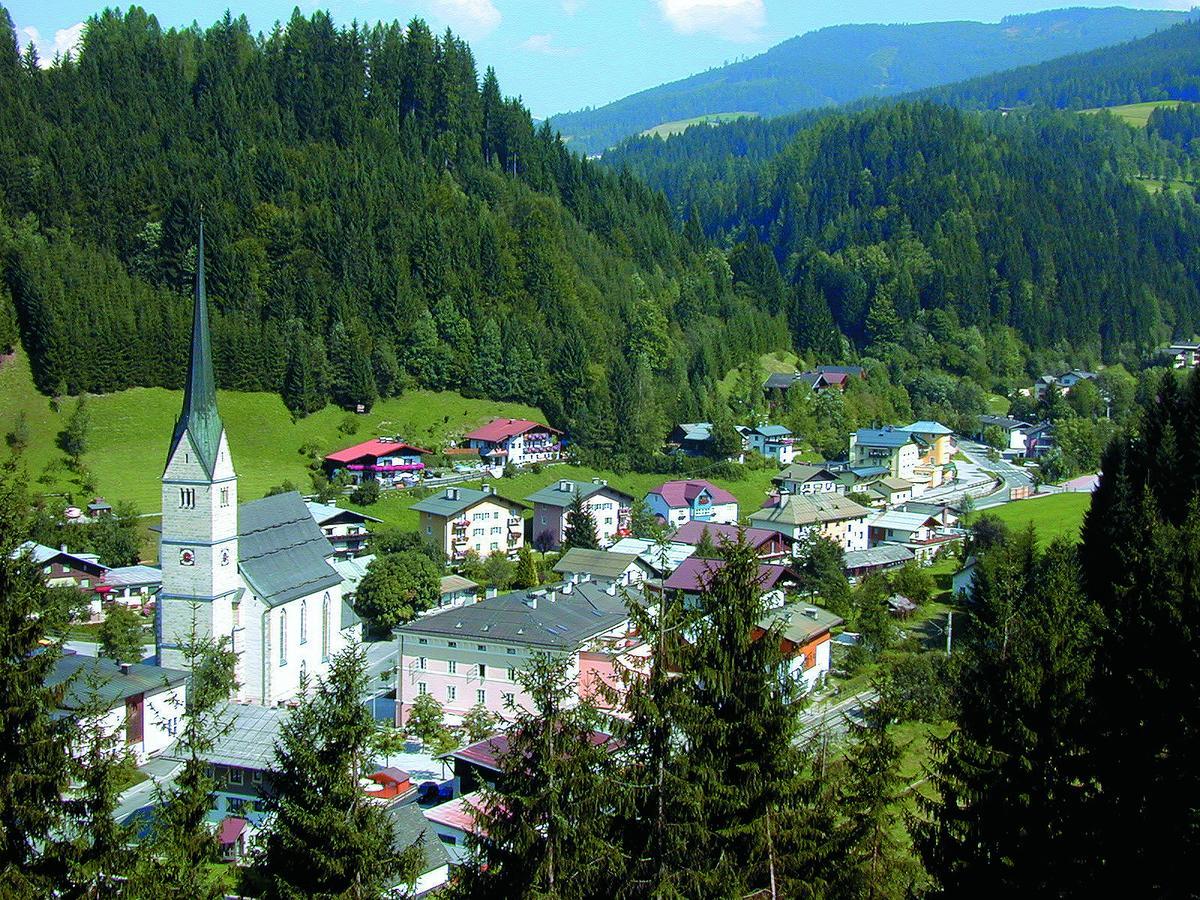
975;491;1092;545
640;111;758;139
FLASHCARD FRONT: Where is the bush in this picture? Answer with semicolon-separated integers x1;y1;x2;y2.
338;414;360;437
350;479;380;506
881;650;954;722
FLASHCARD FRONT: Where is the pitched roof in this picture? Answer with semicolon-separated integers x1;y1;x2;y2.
396;581;638;649
204;702;288;770
646;479;738;509
15;541;109;572
48;655;188;711
101;565;162;589
750;493;870;528
409;486;526;518
444;731;617;774
524;479;633;509
749;424;792;438
759;602;844;646
238;492;342;608
424;791;489;836
902;421;953;436
979;414;1034;431
323;438;431;464
668;521;792;550
877;476;914;492
817;365;865;377
329;554;374;594
663;557;797;593
854;427;916;448
304;500;383;526
464;418;561;442
763;372;798;390
167;218;224;480
843;545;915;570
671;423;712;442
607;538;696;574
440;574;478;596
385;802;451;880
552;548;641;580
868;510;938;532
774;463;840;485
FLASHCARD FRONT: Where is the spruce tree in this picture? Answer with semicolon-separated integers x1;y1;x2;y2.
562;492;600;551
514;545;540;589
257;647;419;899
0;460;74;898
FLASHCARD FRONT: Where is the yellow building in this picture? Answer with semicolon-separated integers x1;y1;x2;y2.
411;486;527;561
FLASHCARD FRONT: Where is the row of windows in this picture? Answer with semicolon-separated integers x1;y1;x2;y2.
415;658;517;680
415;638;519;655
279;594;333;666
178;486;231;508
417;683;515;706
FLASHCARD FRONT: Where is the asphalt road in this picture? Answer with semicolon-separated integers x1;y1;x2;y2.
797;689;879;743
956;439;1036;509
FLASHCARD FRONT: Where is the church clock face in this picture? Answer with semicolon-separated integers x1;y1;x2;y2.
179;548;195;567
220;548;231;566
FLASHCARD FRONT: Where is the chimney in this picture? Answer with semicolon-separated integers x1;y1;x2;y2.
592;477;607;487
805;607;819;620
485;587;498;599
526;589;546;609
606;582;618;596
61;544;68;553
481;484;493;495
562;581;573;595
549;590;557;603
446;487;459;501
119;662;132;675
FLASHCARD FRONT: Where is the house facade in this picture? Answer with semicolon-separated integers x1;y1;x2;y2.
18;541;108;592
756;603;843;693
740;424;796;465
394;580;643;724
849;428;921;480
410;486;527;561
901;421;955;467
464;418;563;468
644;479;739;528
96;565;162;610
525;479;633;550
774;464;843;495
668;423;714;457
157;222;356;706
749;493;871;553
305;501;382;558
323;438;430;487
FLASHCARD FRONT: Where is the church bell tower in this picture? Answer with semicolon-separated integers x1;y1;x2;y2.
157;219;241;670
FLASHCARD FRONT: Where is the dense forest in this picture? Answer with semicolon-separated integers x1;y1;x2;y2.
0;6;787;466
549;7;1192;154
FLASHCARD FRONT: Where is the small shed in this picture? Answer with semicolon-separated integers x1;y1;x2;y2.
367;766;414;800
887;594;917;618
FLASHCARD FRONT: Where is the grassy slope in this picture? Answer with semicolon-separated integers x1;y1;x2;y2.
1081;99;1190;127
344;461;784;533
639;111;758;139
976;492;1091;545
0;349;543;512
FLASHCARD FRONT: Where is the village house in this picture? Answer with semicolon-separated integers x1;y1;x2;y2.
756;602;843;693
1025;421;1056;458
464;418;563;468
203;702;286;838
305;501;381;558
834;465;890;495
898;500;962;528
157;222;358;705
738;424;797;465
1034;369;1098;400
322;438;431;487
748;492;871;553
668;521;795;561
48;654;188;766
773;463;843;495
552;548;646;588
424;790;489;864
385;802;452;895
437;574;480;612
18;540;108;592
1158;342;1200;369
764;365;865;400
661;557;800;608
842;544;916;581
95;564;162;610
607;537;697;580
410;486;527;562
524;478;633;550
668;422;715;457
901;421;955;467
978;415;1036;455
849;427;922;480
644;479;739;528
869;476;916;507
866;510;958;561
394;580;644;725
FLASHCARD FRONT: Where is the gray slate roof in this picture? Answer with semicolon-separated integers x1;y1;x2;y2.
843;545;915;570
239;492;342;608
774;463;841;485
764;372;797;390
204;702;288;770
385;802;451;882
396;581;638;650
524;479;633;509
304;500;382;526
760;602;844;645
48;655;188;711
410;486;526;518
553;548;641;580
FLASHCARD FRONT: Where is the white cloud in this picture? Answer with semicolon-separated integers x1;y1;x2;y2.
655;0;765;41
19;21;85;66
429;0;502;38
519;33;581;57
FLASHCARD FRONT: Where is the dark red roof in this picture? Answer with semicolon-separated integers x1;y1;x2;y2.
218;817;247;845
464;418;561;443
448;730;615;772
325;439;431;464
647;479;738;509
669;521;792;550
663;558;797;593
370;766;412;785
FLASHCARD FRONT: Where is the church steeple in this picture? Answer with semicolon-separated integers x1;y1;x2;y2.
168;217;224;478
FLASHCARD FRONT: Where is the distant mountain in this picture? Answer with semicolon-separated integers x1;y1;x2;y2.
550;7;1193;154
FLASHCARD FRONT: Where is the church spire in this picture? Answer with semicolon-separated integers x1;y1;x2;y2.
168;216;224;478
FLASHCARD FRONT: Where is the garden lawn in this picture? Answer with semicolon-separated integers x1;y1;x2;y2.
974;492;1091;545
0;349;543;513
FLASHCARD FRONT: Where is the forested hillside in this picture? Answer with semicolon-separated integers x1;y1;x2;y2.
549;7;1192;154
609;103;1200;373
0;7;787;466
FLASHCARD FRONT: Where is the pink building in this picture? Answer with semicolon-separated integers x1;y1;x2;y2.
394;579;644;726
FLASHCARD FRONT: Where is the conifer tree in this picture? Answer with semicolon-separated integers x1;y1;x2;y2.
562;492;600;551
514;545;540;588
97;602;146;663
462;653;619;898
0;460;74;898
257;647;420;898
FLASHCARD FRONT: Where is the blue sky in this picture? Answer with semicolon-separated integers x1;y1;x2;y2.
7;0;1196;117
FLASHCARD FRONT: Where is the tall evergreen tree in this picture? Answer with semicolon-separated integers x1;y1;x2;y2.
562;492;600;551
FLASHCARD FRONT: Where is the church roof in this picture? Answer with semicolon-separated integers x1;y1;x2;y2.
238;492;342;608
167;219;224;479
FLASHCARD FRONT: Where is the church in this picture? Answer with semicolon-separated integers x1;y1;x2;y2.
156;222;359;704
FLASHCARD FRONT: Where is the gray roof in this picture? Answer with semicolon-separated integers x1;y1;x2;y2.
979;415;1034;431
304;500;382;526
330;554;375;595
759;602;843;645
410;486;525;518
672;423;712;442
854;427;916;449
341;599;361;631
608;538;696;575
48;655;188;712
16;541;107;570
902;421;953;436
396;581;637;650
764;372;798;390
102;565;162;588
868;510;937;532
553;548;641;580
843;545;915;570
385;802;451;883
238;492;342;608
750;493;871;528
524;479;633;509
204;702;288;770
774;464;841;485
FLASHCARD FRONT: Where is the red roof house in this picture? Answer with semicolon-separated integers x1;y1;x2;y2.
669;521;794;560
463;419;563;467
367;766;414;800
662;557;799;598
324;438;430;485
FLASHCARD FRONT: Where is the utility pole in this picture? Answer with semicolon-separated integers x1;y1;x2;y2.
946;610;953;656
